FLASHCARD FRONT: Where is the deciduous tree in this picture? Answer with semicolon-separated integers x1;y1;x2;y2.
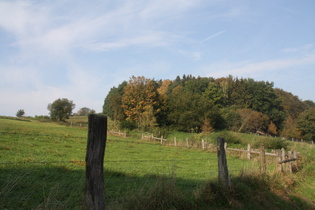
77;107;95;116
16;109;25;117
48;98;75;121
297;107;315;140
237;109;270;133
103;81;127;121
121;76;160;130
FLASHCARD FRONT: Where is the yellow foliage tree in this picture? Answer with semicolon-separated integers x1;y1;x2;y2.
121;76;160;130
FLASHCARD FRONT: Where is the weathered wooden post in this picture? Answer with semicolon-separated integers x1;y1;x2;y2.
293;151;298;171
217;137;231;187
260;144;266;174
85;114;107;210
288;151;293;173
202;139;205;150
160;135;163;145
174;137;177;147
276;149;282;172
247;144;251;160
281;148;286;171
186;138;189;148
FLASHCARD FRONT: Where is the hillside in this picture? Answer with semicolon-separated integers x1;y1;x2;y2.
0;117;314;209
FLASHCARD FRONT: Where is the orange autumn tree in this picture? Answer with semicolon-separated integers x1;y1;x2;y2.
237;109;270;133
121;76;160;130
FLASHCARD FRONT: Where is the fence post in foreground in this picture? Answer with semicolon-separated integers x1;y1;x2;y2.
174;137;177;147
217;137;231;187
85;114;107;210
260;144;266;174
160;135;163;145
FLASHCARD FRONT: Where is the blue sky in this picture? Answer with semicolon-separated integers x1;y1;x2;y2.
1;0;315;116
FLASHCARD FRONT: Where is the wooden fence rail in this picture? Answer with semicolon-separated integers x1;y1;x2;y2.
142;133;167;144
109;129;127;138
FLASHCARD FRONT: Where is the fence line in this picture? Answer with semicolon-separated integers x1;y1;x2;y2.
109;129;127;138
0;158;215;165
142;133;167;144
1;131;300;174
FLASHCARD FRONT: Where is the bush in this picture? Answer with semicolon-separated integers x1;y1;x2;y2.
215;131;242;145
252;137;288;150
119;120;137;131
152;126;170;139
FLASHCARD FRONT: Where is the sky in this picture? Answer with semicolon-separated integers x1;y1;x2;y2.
1;0;315;117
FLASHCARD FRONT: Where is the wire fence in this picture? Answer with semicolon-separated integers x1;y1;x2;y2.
0;130;272;161
0;130;273;182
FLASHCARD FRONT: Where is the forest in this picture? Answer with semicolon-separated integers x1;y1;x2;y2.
103;75;315;140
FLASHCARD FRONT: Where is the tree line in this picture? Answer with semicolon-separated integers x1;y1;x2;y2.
101;75;312;140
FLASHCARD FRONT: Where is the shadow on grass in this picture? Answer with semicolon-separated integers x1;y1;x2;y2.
0;164;314;209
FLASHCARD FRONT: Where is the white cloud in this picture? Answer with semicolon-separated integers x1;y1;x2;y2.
282;44;314;54
204;53;315;78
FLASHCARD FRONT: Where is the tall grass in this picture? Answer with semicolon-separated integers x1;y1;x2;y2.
1;117;314;209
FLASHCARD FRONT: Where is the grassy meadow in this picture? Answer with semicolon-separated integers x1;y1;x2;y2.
0;116;314;209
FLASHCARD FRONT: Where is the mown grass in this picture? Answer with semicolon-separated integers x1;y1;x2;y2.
0;116;314;209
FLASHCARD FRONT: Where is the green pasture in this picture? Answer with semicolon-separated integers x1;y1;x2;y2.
0;117;314;209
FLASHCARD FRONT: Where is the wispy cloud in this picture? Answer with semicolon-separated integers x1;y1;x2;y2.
282;44;314;54
200;30;225;43
205;52;315;78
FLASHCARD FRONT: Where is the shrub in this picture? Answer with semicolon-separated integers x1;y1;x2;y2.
216;131;242;145
252;137;288;149
119;120;137;131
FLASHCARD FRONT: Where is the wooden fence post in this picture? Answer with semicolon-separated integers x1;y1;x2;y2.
85;114;107;210
293;151;298;171
281;148;286;172
202;139;205;150
160;135;163;145
217;137;231;187
174;137;177;147
260;144;266;174
288;151;293;173
186;138;189;148
247;144;251;160
277;149;283;172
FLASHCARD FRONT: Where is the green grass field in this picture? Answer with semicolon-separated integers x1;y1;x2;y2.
1;116;314;209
